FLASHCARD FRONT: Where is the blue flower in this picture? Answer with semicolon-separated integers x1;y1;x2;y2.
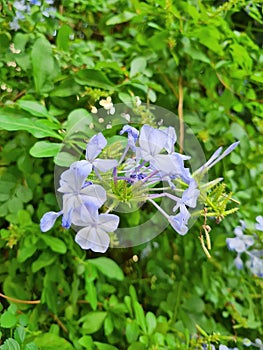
74;203;119;253
226;222;254;253
137;124;168;163
85;133;118;173
168;205;191;235
246;250;263;277
120;125;139;151
255;216;263;231
40;160;106;231
195;141;240;175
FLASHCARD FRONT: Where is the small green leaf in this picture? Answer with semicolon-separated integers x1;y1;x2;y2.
30;141;62;158
146;312;156;335
14;326;25;344
0;339;21;350
89;257;124;281
133;301;147;333
82;312;107;334
32;251;56;272
0;311;17;328
34;333;74;350
94;342;118;350
126;321;139;343
130;57;147;78
56;24;72;51
40;235;67;254
106;11;136;25
85;279;97;311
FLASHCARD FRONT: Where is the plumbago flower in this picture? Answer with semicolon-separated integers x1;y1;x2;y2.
40;123;240;253
227;218;263;277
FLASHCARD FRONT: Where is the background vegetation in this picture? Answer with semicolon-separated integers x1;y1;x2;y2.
0;0;262;349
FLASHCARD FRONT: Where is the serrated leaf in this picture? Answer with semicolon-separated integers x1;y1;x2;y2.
0;311;17;328
0;339;21;350
30;141;62;158
89;257;124;281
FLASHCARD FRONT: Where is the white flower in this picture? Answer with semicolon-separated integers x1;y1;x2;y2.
99;96;115;115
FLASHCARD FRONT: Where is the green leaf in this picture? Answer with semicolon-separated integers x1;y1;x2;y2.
32;251;57;273
78;336;93;349
133;301;147;333
23;344;38;350
65;108;93;138
127;343;147;350
40;235;67;254
89;257;124;281
30;141;62;158
56;24;72;51
7;197;23;213
0;312;17;328
146;312;156;335
0;111;63;140
82;312;107;334
34;333;74;350
126;321;140;343
14;326;25;344
0;339;21;350
31;37;59;94
16;186;33;203
74;69;114;90
17;100;53;119
50;78;80;97
106;11;136;25
85;279;97;311
130;57;147;78
54;151;79;167
94;342;118;350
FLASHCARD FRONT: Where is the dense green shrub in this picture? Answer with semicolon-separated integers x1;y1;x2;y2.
0;0;262;349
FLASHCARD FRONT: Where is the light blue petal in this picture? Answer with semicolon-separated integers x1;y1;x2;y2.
255;215;263;231
93;158;118;172
98;213;119;232
40;211;62;232
86;132;107;162
58;160;92;193
75;226;110;253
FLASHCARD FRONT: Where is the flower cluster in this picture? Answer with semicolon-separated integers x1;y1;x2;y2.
10;0;56;30
226;216;263;277
201;344;238;350
40;123;239;253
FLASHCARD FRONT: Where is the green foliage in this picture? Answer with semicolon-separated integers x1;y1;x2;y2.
0;0;262;349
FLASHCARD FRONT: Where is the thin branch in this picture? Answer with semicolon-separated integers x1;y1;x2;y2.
0;292;40;304
51;313;68;333
178;76;184;154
